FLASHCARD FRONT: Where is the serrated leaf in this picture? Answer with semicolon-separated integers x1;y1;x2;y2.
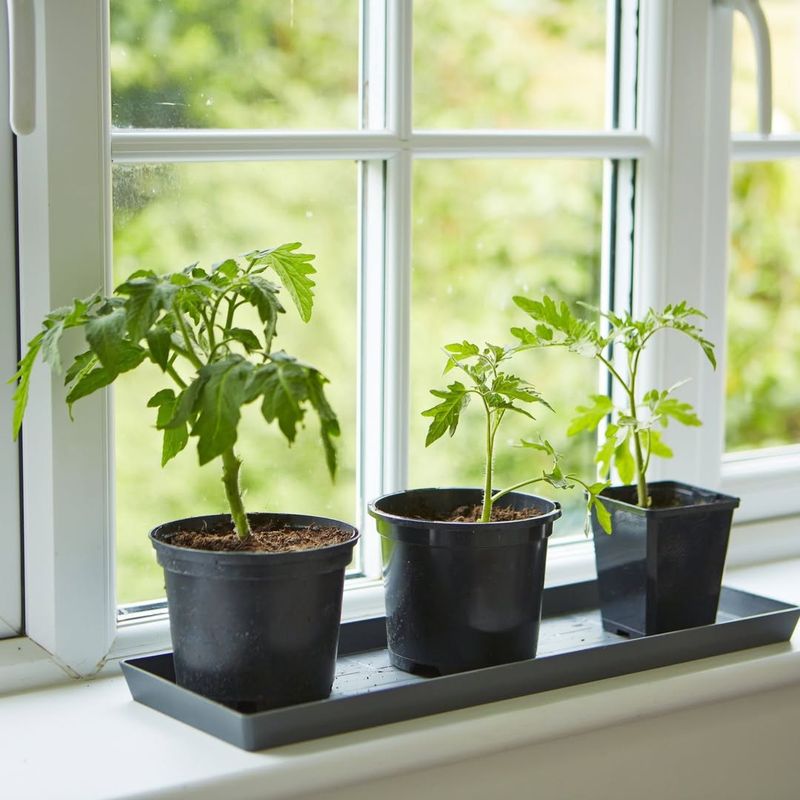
65;365;116;407
306;368;340;478
213;258;239;278
254;358;309;443
85;307;147;375
190;356;253;465
246;353;340;475
567;394;613;436
163;377;204;430
614;438;636;485
592;497;613;534
146;324;173;371
421;381;470;446
653;396;702;427
444;340;480;359
256;243;316;323
116;277;177;340
643;428;674;459
241;275;284;323
226;327;262;353
147;388;189;465
595;423;619;478
64;350;97;385
10;332;44;439
519;438;557;457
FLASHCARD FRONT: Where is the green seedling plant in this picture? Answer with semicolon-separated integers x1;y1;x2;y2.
11;243;338;541
422;340;611;531
510;296;716;509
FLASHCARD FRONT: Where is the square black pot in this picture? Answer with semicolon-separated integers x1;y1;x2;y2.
591;481;740;637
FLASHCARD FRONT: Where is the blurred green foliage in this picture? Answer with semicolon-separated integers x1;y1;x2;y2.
109;1;797;603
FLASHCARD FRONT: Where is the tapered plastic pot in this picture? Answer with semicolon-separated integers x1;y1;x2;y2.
368;488;561;676
590;481;739;637
150;512;359;711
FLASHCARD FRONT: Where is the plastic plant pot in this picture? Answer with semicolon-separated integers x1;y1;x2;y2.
591;480;740;637
368;488;561;676
150;512;359;711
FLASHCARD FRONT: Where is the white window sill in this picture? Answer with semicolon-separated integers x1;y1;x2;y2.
2;558;800;800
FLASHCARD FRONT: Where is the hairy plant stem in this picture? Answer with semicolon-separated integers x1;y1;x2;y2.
481;403;495;523
627;387;648;507
222;447;251;540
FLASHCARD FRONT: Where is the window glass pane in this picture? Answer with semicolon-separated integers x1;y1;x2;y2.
726;160;800;452
113;161;358;604
414;0;608;130
732;0;800;132
410;160;604;537
110;1;359;129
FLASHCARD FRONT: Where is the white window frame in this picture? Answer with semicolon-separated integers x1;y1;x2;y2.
0;3;22;639
3;0;799;681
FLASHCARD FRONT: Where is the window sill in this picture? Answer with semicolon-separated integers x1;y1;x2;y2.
3;559;800;800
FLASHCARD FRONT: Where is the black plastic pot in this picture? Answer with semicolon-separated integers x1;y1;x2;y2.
150;512;358;711
591;481;739;637
368;488;561;676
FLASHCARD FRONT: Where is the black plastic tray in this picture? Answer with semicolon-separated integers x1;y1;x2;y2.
121;581;799;751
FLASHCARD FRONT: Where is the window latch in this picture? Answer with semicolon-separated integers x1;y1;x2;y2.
716;0;772;135
5;0;35;135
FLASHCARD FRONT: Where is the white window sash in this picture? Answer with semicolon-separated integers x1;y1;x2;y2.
0;3;22;639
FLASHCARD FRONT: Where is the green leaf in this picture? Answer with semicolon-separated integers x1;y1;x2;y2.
213;258;239;278
595;423;620;478
226;327;262;353
614;437;636;485
444;340;480;359
64;350;97;385
190;356;253;465
653;396;702;427
65;365;116;407
592;497;613;534
9;332;44;439
116;276;177;340
64;344;145;412
85;306;147;375
163;379;204;430
642;428;674;459
241;275;284;324
567;394;614;436
147;388;189;466
255;243;316;323
421;381;470;446
252;357;310;443
146;324;173;371
246;353;340;475
306;368;340;478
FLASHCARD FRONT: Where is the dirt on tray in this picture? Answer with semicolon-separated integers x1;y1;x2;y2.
167;523;353;553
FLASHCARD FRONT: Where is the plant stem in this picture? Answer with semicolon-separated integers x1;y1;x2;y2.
481;403;494;523
221;447;251;540
627;387;648;507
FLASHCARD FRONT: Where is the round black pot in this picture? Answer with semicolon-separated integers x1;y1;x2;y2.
368;488;561;676
590;481;739;637
150;512;359;711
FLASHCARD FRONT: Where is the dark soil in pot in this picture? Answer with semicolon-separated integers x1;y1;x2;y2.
150;512;359;711
368;488;561;676
591;481;739;637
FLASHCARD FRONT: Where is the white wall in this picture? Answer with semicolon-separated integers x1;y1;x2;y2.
309;682;800;800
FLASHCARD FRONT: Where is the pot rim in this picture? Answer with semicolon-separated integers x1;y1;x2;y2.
598;480;740;515
368;486;561;532
150;511;359;563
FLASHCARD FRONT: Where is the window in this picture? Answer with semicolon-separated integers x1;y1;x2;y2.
0;7;21;639
5;0;799;677
721;0;800;522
